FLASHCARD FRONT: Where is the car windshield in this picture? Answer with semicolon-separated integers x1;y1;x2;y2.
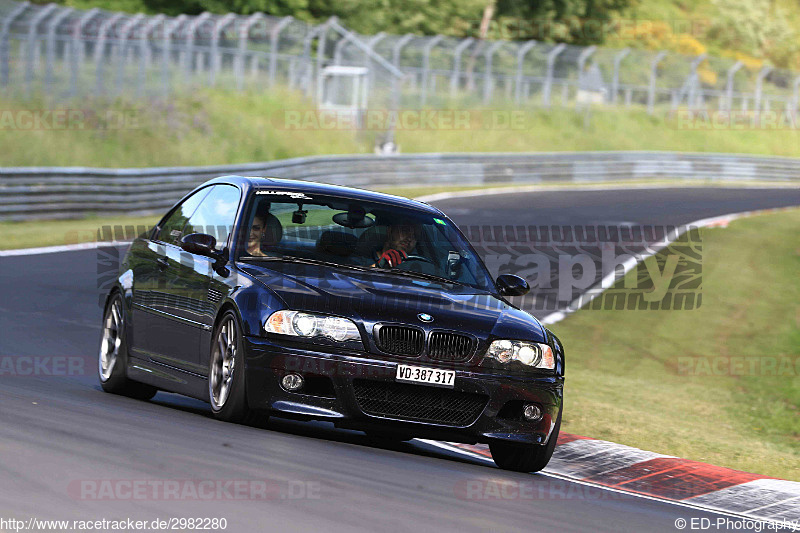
236;190;495;292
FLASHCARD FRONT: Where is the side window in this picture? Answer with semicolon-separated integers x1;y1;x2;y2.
156;187;212;245
182;185;241;250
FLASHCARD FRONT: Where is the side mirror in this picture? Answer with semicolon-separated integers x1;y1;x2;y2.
496;274;530;296
180;233;218;257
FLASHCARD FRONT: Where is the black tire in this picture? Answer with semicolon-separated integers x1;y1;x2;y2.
98;292;158;401
208;310;260;424
489;406;562;473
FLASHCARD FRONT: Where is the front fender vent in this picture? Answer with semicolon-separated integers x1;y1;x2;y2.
207;288;223;304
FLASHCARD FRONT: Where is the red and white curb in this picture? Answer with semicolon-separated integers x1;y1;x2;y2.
419;435;800;526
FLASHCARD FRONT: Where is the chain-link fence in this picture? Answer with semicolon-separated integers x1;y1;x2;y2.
1;0;799;118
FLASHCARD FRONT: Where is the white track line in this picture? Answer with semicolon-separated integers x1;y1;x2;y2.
537;205;800;325
413;183;800;204
0;241;130;257
418;186;800;325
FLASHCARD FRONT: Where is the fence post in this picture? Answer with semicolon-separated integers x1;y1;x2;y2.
94;13;124;95
542;43;565;108
140;14;164;69
25;4;58;94
313;17;337;101
611;48;629;105
724;61;743;112
45;6;72;98
138;14;164;98
793;75;800;116
363;32;386;99
70;7;99;97
421;35;443;106
1;2;30;88
114;14;144;96
210;13;236;86
268;16;293;87
332;33;347;65
482;40;504;104
184;12;210;82
235;13;261;90
514;40;536;105
301;20;331;97
575;45;596;108
72;8;98;65
162;15;186;97
449;37;472;99
685;53;706;110
390;33;412;70
754;65;772;113
647;50;666;115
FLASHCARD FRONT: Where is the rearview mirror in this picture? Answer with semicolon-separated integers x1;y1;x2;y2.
496;274;530;296
180;233;218;257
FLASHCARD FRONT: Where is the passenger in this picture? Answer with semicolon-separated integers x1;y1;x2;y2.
246;214;268;256
246;203;282;256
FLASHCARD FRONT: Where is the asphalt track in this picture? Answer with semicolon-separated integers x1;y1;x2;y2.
2;187;800;532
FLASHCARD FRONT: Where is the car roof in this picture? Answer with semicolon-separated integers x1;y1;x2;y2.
204;175;444;215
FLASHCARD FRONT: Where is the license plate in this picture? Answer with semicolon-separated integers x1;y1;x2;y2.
395;364;455;388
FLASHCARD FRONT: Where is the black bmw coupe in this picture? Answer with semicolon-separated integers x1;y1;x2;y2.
99;176;565;472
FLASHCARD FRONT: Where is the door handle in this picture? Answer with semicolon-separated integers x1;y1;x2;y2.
156;257;170;270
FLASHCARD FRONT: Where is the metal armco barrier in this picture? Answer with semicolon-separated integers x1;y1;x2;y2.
2;151;800;220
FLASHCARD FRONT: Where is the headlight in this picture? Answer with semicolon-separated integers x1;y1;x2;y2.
265;310;360;342
486;340;555;370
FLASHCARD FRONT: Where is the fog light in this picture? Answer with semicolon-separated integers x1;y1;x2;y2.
281;373;304;391
522;403;542;421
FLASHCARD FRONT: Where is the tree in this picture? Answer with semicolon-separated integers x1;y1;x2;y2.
491;0;633;44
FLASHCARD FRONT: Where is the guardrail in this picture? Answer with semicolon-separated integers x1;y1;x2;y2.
2;151;800;220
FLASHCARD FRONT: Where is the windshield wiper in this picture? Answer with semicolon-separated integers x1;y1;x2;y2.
240;255;484;291
370;267;477;289
239;255;372;273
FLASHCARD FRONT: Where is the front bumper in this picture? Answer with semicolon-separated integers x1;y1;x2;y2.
244;336;563;446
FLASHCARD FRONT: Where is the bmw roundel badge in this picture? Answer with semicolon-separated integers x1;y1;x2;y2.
417;313;434;323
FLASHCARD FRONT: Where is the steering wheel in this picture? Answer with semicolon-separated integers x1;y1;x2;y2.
402;254;434;264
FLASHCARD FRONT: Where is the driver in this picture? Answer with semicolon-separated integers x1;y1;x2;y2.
372;222;420;268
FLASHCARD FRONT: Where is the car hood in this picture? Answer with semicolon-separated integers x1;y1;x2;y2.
239;261;546;342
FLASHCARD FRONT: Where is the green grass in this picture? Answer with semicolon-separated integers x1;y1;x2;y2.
552;209;800;480
0;89;364;168
2;88;800;169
